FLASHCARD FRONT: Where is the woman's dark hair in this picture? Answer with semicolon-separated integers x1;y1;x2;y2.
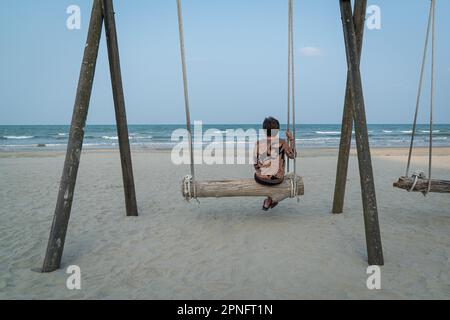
263;117;280;137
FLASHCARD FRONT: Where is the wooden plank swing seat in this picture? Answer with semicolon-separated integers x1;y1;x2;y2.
182;174;304;200
394;176;450;193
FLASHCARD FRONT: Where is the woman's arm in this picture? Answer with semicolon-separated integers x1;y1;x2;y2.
283;131;297;159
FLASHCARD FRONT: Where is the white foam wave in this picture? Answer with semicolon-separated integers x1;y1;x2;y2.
316;131;341;135
102;136;134;140
420;130;440;133
102;136;119;140
298;137;340;141
3;136;34;139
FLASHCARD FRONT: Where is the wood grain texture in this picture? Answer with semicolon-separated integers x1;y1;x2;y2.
183;175;304;199
394;176;450;193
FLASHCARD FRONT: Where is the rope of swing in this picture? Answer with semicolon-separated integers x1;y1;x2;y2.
286;0;299;199
287;0;297;177
405;0;435;194
177;0;196;199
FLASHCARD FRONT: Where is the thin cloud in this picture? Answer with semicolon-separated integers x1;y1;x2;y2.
299;46;323;57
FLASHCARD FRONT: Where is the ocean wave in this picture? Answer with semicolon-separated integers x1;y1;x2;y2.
2;135;35;139
102;136;119;140
382;130;393;133
41;143;65;147
298;137;341;141
102;135;135;140
315;131;341;135
0;144;38;148
431;137;447;141
84;143;117;147
420;130;440;133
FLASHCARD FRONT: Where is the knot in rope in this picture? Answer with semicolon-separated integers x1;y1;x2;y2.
182;175;197;201
287;173;300;200
409;171;428;196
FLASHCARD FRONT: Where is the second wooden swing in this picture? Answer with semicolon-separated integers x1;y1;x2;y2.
393;0;450;194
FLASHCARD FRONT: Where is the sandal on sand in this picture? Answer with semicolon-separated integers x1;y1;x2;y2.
270;201;279;209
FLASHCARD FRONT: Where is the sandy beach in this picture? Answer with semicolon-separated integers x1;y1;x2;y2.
0;147;449;299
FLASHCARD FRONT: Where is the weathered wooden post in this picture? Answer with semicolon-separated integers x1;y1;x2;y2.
42;0;104;272
332;0;366;214
42;0;138;272
338;0;384;265
102;0;138;217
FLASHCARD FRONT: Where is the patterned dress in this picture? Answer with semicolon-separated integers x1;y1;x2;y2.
253;137;296;185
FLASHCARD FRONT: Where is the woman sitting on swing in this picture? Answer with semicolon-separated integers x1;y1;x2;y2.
254;117;297;211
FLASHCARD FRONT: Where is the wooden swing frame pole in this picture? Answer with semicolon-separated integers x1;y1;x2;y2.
103;0;138;217
42;0;103;273
332;0;366;214
338;0;384;265
42;0;137;273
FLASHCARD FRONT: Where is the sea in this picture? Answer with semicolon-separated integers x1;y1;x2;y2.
0;124;449;151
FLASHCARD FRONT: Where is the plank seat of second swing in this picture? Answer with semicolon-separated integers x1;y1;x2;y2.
393;176;450;193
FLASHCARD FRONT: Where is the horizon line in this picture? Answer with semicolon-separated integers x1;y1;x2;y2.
1;123;450;126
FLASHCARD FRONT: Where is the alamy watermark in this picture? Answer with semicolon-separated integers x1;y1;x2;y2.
171;121;284;174
367;5;382;30
66;265;81;290
66;5;81;30
366;265;381;290
64;3;381;31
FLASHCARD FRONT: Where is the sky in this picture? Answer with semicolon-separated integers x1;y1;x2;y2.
0;0;449;125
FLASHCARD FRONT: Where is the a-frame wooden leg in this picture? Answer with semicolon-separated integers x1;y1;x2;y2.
42;0;139;272
102;0;138;217
42;0;104;273
333;0;367;214
339;0;384;265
